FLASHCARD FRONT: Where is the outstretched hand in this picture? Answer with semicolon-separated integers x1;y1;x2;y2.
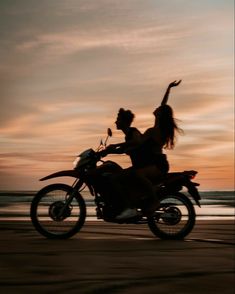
161;80;182;106
169;80;182;88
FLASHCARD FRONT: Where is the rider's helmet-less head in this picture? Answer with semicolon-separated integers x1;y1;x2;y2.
115;108;135;130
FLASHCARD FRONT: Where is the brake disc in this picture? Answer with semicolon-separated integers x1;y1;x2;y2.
161;207;182;225
49;201;72;221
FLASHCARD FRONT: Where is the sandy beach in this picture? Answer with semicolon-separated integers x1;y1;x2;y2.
0;220;234;294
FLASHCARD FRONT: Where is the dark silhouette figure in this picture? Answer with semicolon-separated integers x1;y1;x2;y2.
131;80;183;217
101;108;142;215
104;80;182;219
105;108;142;164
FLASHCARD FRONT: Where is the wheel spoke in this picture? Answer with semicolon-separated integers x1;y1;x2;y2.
148;193;195;239
31;184;86;238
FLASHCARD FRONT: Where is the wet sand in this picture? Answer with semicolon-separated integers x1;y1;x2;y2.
0;220;234;294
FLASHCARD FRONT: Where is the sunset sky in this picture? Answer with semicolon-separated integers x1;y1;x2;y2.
0;0;234;191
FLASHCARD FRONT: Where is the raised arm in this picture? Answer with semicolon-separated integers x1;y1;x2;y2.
161;80;182;106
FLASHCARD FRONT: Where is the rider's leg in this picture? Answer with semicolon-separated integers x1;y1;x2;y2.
112;168;140;219
134;165;163;216
107;168;137;214
115;166;161;219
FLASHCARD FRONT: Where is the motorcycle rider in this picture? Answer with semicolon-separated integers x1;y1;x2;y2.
104;80;182;219
101;108;143;216
107;108;142;159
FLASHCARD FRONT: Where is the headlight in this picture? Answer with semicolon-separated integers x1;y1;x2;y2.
73;149;95;169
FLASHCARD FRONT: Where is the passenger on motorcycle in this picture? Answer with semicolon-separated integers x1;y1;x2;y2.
103;80;183;219
130;80;183;218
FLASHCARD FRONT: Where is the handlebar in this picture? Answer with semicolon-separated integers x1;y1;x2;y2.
97;149;108;159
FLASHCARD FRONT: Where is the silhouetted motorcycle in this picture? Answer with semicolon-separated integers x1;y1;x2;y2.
30;129;201;239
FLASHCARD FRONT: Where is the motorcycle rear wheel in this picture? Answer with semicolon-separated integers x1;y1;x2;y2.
30;183;86;239
147;192;195;240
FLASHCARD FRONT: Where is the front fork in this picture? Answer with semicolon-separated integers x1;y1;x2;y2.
58;179;84;218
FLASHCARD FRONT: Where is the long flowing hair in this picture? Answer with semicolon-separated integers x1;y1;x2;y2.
155;105;183;149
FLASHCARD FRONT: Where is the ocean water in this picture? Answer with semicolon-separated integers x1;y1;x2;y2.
0;190;234;220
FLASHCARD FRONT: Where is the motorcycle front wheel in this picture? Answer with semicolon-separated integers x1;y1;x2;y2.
147;192;195;240
30;183;86;239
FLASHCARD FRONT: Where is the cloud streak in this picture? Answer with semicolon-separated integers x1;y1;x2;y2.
0;0;234;190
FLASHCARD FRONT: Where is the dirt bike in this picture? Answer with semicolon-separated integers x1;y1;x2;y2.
30;128;201;240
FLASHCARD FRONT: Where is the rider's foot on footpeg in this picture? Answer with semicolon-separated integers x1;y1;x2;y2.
115;208;138;220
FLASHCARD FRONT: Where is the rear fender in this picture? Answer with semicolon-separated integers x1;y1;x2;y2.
184;181;201;207
164;171;201;207
182;171;201;207
40;170;80;181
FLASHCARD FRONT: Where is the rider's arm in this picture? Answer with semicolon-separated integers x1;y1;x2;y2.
98;143;124;158
105;129;142;155
160;80;182;106
104;142;126;155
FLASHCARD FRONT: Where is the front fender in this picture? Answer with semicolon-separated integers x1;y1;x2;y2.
40;170;80;181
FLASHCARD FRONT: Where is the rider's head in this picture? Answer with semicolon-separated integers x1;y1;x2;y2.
153;105;183;149
115;108;135;130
